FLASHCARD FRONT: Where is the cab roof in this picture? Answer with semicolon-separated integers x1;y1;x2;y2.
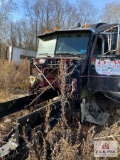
37;23;120;38
37;28;95;38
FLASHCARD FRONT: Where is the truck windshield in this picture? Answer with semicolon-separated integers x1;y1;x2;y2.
55;32;90;55
37;34;57;56
37;31;91;57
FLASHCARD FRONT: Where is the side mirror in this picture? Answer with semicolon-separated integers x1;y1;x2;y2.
102;25;119;54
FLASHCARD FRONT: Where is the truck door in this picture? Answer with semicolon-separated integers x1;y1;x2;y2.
89;25;120;95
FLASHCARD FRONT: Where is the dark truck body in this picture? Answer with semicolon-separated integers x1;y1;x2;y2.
30;23;120;102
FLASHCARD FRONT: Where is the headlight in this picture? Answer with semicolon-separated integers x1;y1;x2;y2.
29;76;36;85
39;59;45;64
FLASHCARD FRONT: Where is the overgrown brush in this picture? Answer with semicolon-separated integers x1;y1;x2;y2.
2;59;117;160
0;59;30;101
25;59;96;160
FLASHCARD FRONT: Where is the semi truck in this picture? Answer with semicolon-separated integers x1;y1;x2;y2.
0;23;120;159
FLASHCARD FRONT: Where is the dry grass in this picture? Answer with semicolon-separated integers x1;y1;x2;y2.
0;59;30;102
0;59;120;160
24;59;120;160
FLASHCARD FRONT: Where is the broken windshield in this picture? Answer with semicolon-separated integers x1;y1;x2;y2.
55;31;90;55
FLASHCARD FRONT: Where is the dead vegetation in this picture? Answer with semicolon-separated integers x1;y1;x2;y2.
0;59;29;102
18;104;120;160
0;59;120;160
24;106;119;160
25;60;120;160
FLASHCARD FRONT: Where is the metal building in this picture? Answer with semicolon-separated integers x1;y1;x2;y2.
6;46;36;64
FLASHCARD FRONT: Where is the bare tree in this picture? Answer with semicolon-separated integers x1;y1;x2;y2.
52;0;79;28
0;0;16;22
0;0;15;41
23;0;38;47
12;19;37;50
23;0;51;48
76;0;98;25
101;2;120;23
0;0;16;58
63;2;79;28
5;0;100;54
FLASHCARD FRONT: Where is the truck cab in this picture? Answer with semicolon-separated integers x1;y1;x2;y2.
30;23;120;102
89;23;120;101
30;26;93;97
